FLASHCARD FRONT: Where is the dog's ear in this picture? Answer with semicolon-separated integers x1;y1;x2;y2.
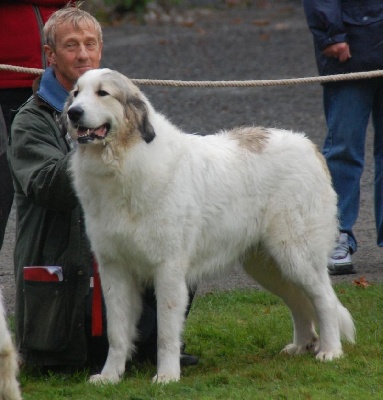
130;98;156;144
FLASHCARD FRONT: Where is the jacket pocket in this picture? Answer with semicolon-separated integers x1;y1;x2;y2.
342;2;383;25
22;280;69;352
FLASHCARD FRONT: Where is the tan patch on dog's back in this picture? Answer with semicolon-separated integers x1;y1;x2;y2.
228;126;269;153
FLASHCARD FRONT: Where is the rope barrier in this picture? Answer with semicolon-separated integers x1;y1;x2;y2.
2;63;383;88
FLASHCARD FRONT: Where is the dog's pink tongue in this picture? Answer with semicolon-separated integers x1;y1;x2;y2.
94;125;108;138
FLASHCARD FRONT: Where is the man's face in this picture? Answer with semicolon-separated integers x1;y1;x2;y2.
44;21;102;91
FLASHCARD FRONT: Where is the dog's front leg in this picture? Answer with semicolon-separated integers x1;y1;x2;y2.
90;267;142;384
153;271;189;384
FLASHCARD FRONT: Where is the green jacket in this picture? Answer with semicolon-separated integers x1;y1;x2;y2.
8;77;95;367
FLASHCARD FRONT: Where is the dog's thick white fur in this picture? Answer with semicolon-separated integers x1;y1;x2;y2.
66;68;355;384
0;289;22;399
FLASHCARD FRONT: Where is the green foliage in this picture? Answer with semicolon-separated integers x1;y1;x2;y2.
103;0;150;14
17;284;383;399
102;0;183;14
84;0;184;24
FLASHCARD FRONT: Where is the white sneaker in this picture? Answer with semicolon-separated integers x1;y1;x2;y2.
328;233;356;275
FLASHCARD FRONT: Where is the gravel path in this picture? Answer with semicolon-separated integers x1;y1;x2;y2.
1;0;381;314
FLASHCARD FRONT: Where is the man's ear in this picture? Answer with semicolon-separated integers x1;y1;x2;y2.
44;44;56;66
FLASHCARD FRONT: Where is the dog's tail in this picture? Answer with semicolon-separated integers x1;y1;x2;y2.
337;302;356;343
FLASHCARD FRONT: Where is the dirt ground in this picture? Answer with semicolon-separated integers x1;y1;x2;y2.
1;0;382;314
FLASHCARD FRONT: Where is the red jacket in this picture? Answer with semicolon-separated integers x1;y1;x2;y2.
0;1;70;89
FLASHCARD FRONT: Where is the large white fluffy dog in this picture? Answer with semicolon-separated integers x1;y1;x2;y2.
0;289;21;399
65;68;355;384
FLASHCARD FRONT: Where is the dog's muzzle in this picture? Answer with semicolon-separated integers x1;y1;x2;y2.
67;105;110;144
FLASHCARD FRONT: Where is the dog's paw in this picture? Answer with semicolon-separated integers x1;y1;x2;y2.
281;343;306;355
89;373;120;385
152;373;180;384
315;349;343;361
281;335;320;355
281;341;316;355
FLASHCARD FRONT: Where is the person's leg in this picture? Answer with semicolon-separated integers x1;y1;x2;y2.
371;78;383;247
134;286;198;366
323;80;374;253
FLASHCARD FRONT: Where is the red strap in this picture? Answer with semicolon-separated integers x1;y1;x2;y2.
92;257;103;336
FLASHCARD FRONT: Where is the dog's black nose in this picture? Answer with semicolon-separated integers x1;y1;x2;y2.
67;106;84;122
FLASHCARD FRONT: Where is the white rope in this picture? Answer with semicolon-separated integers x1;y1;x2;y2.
2;63;383;88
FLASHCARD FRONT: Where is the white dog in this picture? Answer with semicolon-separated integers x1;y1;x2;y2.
0;289;21;399
65;68;355;384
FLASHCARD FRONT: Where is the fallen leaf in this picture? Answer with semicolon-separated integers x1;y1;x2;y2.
352;276;370;288
252;19;270;27
180;19;195;28
259;33;270;41
226;0;242;7
274;22;291;31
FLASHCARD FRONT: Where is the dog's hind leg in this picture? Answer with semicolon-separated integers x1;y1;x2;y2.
250;240;354;361
303;275;355;361
278;247;355;360
153;267;189;384
243;253;319;355
90;266;142;384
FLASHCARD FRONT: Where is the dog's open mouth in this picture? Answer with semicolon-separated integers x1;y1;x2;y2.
76;123;111;144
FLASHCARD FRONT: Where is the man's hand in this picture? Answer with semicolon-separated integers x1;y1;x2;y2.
323;42;351;63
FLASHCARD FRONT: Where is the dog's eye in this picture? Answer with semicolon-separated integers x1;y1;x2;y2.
73;90;79;98
98;90;109;97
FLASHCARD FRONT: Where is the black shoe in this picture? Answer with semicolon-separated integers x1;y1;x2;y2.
180;352;199;366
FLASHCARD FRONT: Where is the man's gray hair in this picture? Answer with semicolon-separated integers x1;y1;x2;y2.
44;2;103;49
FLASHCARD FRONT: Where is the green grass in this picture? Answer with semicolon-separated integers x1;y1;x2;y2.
18;284;383;399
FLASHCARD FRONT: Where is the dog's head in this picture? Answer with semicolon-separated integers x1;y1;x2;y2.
64;68;155;148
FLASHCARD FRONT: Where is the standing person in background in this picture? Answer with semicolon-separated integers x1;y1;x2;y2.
303;0;383;275
0;0;70;251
